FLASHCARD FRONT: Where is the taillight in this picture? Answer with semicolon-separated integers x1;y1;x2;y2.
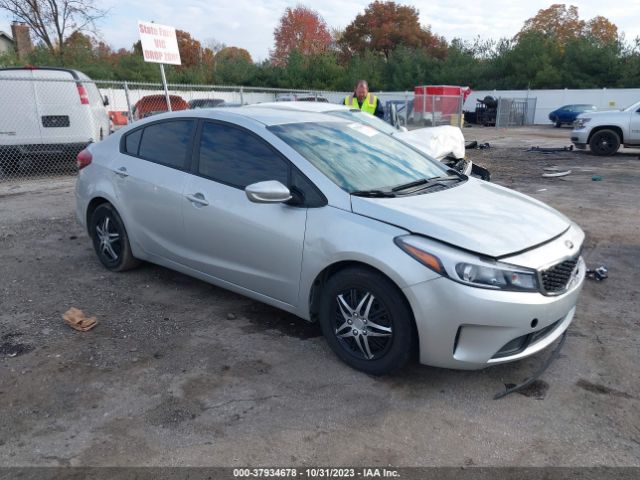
77;149;92;170
77;84;89;105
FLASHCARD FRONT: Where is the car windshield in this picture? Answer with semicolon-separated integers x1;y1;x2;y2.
269;121;449;193
326;109;398;136
574;105;595;111
622;100;640;112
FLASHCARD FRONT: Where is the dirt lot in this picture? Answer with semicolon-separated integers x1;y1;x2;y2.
1;126;639;468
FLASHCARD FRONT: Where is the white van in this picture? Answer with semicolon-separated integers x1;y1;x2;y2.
0;67;110;172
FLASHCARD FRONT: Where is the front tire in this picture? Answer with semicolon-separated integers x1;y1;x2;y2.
89;203;140;272
318;267;415;375
589;129;620;156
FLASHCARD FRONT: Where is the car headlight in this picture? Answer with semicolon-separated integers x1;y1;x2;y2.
395;235;539;292
574;117;591;129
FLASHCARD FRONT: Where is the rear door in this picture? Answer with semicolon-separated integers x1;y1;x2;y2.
79;72;110;141
32;69;88;145
181;120;308;305
114;119;196;262
0;69;39;147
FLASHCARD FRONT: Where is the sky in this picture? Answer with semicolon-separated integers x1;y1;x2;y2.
2;1;640;61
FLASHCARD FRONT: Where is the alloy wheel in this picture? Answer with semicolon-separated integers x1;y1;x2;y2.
333;289;393;360
95;215;122;263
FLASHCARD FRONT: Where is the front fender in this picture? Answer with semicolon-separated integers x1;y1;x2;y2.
297;206;441;319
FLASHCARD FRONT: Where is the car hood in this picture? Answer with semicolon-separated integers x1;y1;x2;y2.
576;110;627;119
351;179;571;258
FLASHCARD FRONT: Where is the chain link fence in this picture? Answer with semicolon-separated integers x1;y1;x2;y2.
0;74;422;183
495;98;538;128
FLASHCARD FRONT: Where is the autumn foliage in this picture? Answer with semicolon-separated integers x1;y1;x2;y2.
175;30;215;70
339;1;447;60
518;4;618;47
271;6;332;66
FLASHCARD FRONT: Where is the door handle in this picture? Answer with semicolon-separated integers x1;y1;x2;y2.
113;166;129;178
185;192;209;206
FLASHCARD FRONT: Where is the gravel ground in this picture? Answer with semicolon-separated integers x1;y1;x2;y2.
0;126;639;468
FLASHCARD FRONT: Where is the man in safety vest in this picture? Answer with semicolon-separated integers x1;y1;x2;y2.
344;80;384;120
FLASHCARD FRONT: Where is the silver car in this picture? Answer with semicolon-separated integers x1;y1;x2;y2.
75;107;586;375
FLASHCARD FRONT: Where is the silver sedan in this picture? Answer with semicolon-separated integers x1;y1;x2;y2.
75;107;585;375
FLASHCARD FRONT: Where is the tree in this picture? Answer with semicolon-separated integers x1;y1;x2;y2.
585;16;618;45
271;5;332;66
0;0;107;58
175;30;203;70
215;47;254;85
339;1;447;60
518;4;618;47
215;46;252;63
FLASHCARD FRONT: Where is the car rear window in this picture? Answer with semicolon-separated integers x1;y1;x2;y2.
138;120;195;169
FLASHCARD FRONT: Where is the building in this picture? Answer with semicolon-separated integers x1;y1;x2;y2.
0;31;14;55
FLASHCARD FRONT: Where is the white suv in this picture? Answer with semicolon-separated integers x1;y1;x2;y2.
571;99;640;155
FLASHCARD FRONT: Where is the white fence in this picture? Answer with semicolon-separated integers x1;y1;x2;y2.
464;88;640;125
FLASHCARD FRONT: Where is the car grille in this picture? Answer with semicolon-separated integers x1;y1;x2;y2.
540;255;580;294
492;319;561;359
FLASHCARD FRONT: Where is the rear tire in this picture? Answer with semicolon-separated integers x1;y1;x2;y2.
589;129;620;156
89;203;140;272
318;267;415;375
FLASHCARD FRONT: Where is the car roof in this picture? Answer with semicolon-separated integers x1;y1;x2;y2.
250;101;350;114
128;106;352;127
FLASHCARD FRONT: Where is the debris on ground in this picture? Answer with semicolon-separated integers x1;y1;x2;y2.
592;175;603;181
586;266;608;281
63;307;98;332
542;169;572;178
465;141;491;150
0;333;34;358
527;145;574;153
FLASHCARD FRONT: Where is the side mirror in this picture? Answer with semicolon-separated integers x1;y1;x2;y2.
103;96;109;106
245;180;292;204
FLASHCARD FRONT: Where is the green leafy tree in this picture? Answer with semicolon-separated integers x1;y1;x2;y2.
215;47;255;85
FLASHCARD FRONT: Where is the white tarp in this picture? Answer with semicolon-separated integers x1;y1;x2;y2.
396;125;465;160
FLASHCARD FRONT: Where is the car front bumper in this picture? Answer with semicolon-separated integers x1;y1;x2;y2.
571;129;589;146
403;257;586;370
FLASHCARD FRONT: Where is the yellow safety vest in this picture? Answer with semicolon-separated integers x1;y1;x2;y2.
344;93;378;114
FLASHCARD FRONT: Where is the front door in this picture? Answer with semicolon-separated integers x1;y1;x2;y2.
182;121;307;306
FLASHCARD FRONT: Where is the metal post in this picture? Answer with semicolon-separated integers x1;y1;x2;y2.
240;86;244;105
431;94;436;126
403;91;408;126
160;64;172;112
123;81;134;122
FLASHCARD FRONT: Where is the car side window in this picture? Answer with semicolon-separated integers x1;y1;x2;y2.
124;128;142;156
198;122;289;188
138;120;195;169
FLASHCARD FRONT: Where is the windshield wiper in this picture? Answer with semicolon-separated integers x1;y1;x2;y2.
429;174;463;182
391;178;429;192
391;175;463;194
351;189;396;198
